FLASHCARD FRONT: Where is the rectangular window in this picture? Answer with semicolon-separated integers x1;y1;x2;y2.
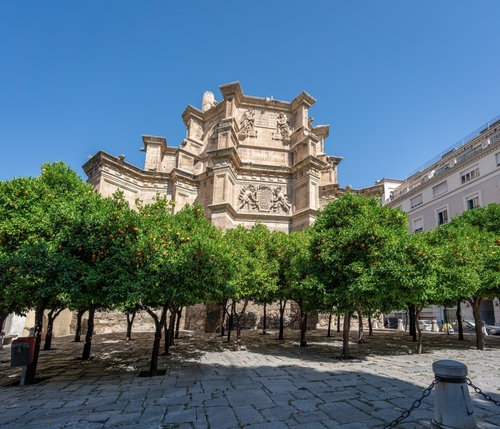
437;209;448;225
413;218;423;233
496;152;500;166
461;168;480;184
433;181;448;197
410;194;423;208
467;196;480;210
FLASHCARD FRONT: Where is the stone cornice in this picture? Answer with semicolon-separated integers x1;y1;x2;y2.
291;207;318;220
291;155;328;174
141;135;167;148
290;91;316;110
325;155;343;166
220;81;291;111
207;147;242;170
208;202;293;223
83;151;172;181
312;125;329;138
181;105;204;126
170;168;198;184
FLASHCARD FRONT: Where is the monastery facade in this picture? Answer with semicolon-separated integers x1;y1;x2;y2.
83;82;382;231
2;83;385;339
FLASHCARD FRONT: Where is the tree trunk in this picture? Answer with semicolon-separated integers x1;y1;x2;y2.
300;310;307;347
220;300;227;337
416;306;424;354
357;311;364;343
169;310;176;346
368;316;373;336
25;297;49;385
262;302;267;335
0;312;9;333
74;309;85;342
43;308;63;350
469;297;485;351
125;312;136;341
0;312;8;350
337;314;341;333
443;307;450;335
341;312;353;358
226;302;234;344
81;303;95;360
278;300;286;340
163;309;175;355
145;302;168;376
175;307;182;339
456;300;464;341
327;313;332;337
408;303;416;341
234;299;249;351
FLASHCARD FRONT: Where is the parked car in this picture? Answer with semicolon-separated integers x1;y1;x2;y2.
418;320;432;331
485;324;500;336
450;320;475;334
450;320;500;335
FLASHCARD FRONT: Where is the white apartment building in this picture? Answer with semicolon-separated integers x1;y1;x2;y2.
383;115;500;326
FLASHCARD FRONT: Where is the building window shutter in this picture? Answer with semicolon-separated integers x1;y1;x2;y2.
410;194;423;208
433;182;448;197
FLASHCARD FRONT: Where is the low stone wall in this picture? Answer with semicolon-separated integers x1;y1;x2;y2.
70;301;317;336
12;306;386;341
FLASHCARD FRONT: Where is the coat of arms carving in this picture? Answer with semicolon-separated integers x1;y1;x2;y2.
238;185;291;214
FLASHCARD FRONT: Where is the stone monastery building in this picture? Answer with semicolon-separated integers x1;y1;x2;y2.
83;82;381;231
3;82;385;339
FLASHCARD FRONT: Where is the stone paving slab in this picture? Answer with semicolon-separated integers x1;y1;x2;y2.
1;329;500;428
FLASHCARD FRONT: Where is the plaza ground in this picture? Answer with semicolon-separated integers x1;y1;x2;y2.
1;329;499;428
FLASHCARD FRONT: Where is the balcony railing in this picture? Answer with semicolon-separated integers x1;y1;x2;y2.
388;114;500;203
405;114;500;180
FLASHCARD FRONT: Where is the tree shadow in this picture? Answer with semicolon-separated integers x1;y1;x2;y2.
0;330;499;428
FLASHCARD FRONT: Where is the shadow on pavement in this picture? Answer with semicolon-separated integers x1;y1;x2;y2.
0;330;499;428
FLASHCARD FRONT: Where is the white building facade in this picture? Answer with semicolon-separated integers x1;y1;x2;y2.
384;115;500;326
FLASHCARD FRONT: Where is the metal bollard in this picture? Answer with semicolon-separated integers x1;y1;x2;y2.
431;360;477;429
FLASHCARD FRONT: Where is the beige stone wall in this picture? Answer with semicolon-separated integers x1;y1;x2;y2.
23;309;73;339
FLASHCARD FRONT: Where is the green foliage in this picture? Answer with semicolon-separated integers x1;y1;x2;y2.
437;205;500;301
134;197;231;310
312;193;408;314
224;223;278;303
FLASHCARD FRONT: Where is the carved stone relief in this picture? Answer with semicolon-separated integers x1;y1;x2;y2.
237;184;291;214
238;109;257;139
274;112;292;142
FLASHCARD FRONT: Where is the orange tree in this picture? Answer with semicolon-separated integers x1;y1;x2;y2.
374;229;440;353
0;249;27;338
224;223;278;350
436;204;500;350
130;198;232;376
285;228;326;347
0;163;90;383
60;190;140;360
311;193;408;358
269;230;294;340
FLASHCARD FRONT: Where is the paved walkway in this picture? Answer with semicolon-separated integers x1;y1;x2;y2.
1;329;499;428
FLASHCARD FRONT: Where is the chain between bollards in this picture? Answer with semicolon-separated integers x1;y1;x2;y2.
382;379;438;429
467;378;500;407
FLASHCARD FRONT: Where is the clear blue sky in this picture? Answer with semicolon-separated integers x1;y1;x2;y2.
1;1;499;189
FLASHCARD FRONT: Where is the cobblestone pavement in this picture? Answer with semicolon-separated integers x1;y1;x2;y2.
1;329;499;428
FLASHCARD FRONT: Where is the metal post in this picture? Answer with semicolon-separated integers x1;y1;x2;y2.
431;360;476;429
